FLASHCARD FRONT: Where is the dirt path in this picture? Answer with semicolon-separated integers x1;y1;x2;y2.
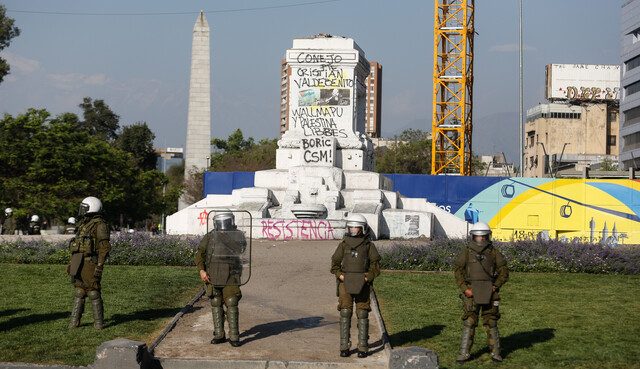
154;239;388;368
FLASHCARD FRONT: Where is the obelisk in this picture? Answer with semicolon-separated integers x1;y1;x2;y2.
180;11;211;209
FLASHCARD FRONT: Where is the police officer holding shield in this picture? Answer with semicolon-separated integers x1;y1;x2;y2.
195;211;247;347
454;222;509;363
67;197;111;329
330;214;381;358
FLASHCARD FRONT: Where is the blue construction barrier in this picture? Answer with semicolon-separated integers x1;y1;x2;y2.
202;171;505;214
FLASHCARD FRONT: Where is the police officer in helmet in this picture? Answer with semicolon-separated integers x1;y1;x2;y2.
67;196;111;329
1;208;16;235
195;210;247;347
331;214;381;358
65;217;77;235
454;222;509;363
28;215;41;235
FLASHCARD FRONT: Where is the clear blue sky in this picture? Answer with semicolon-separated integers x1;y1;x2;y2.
0;0;620;156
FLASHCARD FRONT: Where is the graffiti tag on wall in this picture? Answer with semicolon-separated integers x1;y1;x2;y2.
260;219;336;240
564;86;619;101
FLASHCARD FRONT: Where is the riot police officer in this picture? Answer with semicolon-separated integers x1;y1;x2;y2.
454;222;509;363
195;211;247;347
330;214;381;358
65;217;77;235
28;215;41;235
1;208;16;235
67;197;111;329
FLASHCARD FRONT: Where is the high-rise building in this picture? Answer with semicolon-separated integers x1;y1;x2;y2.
279;59;291;137
279;59;382;137
620;0;640;169
365;61;382;138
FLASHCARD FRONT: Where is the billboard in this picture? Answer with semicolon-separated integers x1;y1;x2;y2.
545;64;620;102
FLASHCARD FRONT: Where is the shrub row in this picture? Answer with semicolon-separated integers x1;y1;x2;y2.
380;239;640;275
0;233;201;266
1;234;638;274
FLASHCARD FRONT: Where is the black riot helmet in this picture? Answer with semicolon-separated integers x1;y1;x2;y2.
213;211;236;231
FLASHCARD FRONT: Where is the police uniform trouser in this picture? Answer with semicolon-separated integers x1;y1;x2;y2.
461;290;501;328
71;256;104;329
337;282;371;311
337;282;371;352
73;256;101;291
207;284;242;341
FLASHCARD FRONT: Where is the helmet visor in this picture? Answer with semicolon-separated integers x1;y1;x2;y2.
78;203;90;217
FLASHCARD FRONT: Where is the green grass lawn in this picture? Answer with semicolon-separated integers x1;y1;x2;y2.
0;264;201;366
375;271;640;369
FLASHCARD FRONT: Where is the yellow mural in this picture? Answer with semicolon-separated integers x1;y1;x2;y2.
481;179;640;244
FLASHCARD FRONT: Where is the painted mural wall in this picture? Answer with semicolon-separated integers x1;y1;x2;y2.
204;172;640;245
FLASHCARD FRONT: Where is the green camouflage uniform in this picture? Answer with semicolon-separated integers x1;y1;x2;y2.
1;215;16;235
330;234;381;354
454;240;509;362
195;230;245;345
67;214;111;329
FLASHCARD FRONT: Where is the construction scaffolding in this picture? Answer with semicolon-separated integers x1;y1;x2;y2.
431;0;474;175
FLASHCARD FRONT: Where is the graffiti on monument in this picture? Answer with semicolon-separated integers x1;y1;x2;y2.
290;106;348;138
301;137;335;165
260;219;336;240
404;215;420;236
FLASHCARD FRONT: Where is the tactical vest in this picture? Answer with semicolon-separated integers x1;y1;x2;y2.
341;242;370;273
465;246;496;282
205;230;245;286
68;217;102;255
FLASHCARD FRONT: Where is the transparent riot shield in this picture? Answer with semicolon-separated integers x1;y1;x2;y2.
205;209;252;286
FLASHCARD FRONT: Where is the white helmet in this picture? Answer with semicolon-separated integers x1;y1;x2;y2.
4;208;12;216
31;215;40;222
79;196;102;216
213;210;235;231
345;213;368;236
469;222;492;237
68;217;76;225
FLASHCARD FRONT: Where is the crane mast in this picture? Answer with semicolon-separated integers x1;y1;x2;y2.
431;0;474;175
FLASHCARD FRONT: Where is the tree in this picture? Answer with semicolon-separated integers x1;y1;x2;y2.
0;4;20;84
78;97;120;141
182;168;204;205
116;122;158;170
209;137;277;172
470;154;488;176
211;129;254;153
0;108;171;227
374;129;432;174
599;157;618;171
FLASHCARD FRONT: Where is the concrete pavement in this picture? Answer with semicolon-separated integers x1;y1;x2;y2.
153;239;390;369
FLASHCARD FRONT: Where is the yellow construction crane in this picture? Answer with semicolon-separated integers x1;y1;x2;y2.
431;0;474;175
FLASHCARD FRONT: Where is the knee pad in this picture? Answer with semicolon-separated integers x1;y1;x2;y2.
340;309;353;318
356;309;369;319
87;290;101;300
225;296;239;307
463;317;477;328
211;295;223;307
485;319;498;328
74;288;87;298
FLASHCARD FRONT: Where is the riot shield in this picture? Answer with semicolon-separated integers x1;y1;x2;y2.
205;209;252;286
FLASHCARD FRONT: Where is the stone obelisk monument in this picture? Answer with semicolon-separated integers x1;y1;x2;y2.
180;11;211;210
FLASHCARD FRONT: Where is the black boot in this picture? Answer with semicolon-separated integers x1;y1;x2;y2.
339;309;352;357
68;288;85;328
356;309;369;358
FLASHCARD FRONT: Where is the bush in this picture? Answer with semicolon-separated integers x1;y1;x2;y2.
380;239;640;275
0;233;201;266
